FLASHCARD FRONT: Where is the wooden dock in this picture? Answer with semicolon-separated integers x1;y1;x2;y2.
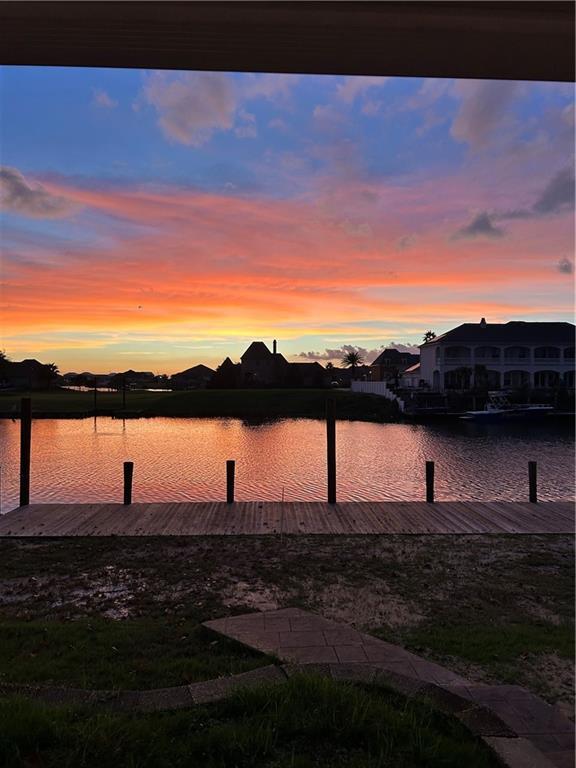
0;500;572;537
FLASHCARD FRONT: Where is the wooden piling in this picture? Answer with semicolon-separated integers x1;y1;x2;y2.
425;461;435;503
326;396;336;504
226;460;235;504
19;397;32;507
528;461;537;503
93;385;97;415
123;461;134;505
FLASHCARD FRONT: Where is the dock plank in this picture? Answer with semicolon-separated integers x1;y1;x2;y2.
0;500;572;537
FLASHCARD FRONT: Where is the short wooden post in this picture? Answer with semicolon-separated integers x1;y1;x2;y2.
19;397;32;507
93;385;97;415
326;396;336;504
123;461;134;505
122;376;126;410
425;461;435;503
528;461;537;503
226;460;235;503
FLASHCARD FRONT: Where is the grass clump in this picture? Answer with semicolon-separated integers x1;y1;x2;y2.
404;621;574;664
0;675;500;768
0;619;271;690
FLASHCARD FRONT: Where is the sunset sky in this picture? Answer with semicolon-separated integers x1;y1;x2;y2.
1;67;574;374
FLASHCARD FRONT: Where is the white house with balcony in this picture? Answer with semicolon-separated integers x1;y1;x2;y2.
419;319;575;392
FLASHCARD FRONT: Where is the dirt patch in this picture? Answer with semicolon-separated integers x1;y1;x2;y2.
523;652;575;712
221;579;282;613
305;577;425;629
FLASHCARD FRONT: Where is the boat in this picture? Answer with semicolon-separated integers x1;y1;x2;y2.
462;392;554;422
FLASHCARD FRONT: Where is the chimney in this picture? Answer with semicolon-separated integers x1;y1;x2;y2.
480;317;487;327
273;339;277;354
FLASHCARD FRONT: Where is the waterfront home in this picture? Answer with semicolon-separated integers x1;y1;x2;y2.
399;363;422;388
419;319;575;391
370;348;420;383
211;340;326;388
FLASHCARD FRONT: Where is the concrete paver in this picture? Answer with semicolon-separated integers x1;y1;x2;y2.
203;607;575;768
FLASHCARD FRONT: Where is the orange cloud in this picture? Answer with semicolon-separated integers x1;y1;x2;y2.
3;175;573;370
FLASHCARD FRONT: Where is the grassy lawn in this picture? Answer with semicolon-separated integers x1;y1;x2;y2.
0;619;271;690
0;535;572;710
0;388;401;421
0;675;499;768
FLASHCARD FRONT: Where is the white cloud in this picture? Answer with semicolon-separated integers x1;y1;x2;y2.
361;100;382;116
312;103;345;132
336;76;388;104
92;89;117;109
0;166;76;219
235;109;257;139
142;71;237;146
242;73;300;102
269;117;288;131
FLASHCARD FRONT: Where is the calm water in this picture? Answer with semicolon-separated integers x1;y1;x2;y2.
0;417;574;511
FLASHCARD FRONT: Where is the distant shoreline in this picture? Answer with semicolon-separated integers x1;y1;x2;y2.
0;388;403;423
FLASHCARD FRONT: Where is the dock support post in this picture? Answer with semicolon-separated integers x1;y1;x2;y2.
93;385;97;416
19;397;32;507
326;396;336;504
528;461;537;503
425;461;435;503
226;460;235;504
123;461;134;505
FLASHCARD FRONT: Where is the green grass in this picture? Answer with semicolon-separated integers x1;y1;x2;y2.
402;621;574;664
0;675;499;768
375;619;574;688
0;388;401;421
0;619;271;690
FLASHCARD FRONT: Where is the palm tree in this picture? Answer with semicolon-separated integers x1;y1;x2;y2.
341;350;364;380
45;362;60;389
423;330;437;343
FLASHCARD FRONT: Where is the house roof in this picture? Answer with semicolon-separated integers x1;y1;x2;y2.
172;364;215;379
219;357;238;369
241;341;272;360
372;349;419;366
288;362;324;370
402;363;421;374
425;321;575;346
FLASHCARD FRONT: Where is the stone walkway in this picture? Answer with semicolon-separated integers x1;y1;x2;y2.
204;608;575;768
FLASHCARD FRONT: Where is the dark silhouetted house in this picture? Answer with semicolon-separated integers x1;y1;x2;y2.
210;357;241;389
0;359;58;390
284;361;326;388
212;340;328;388
108;370;156;389
370;349;419;383
170;364;214;390
419;319;575;391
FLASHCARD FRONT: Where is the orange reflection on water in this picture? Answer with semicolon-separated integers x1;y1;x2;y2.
0;417;574;512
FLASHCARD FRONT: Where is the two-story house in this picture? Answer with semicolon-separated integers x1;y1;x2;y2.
419;319;575;391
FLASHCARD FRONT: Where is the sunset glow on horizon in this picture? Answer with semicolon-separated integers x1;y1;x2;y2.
1;67;574;373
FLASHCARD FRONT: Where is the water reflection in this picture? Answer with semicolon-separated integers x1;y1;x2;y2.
0;417;573;512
